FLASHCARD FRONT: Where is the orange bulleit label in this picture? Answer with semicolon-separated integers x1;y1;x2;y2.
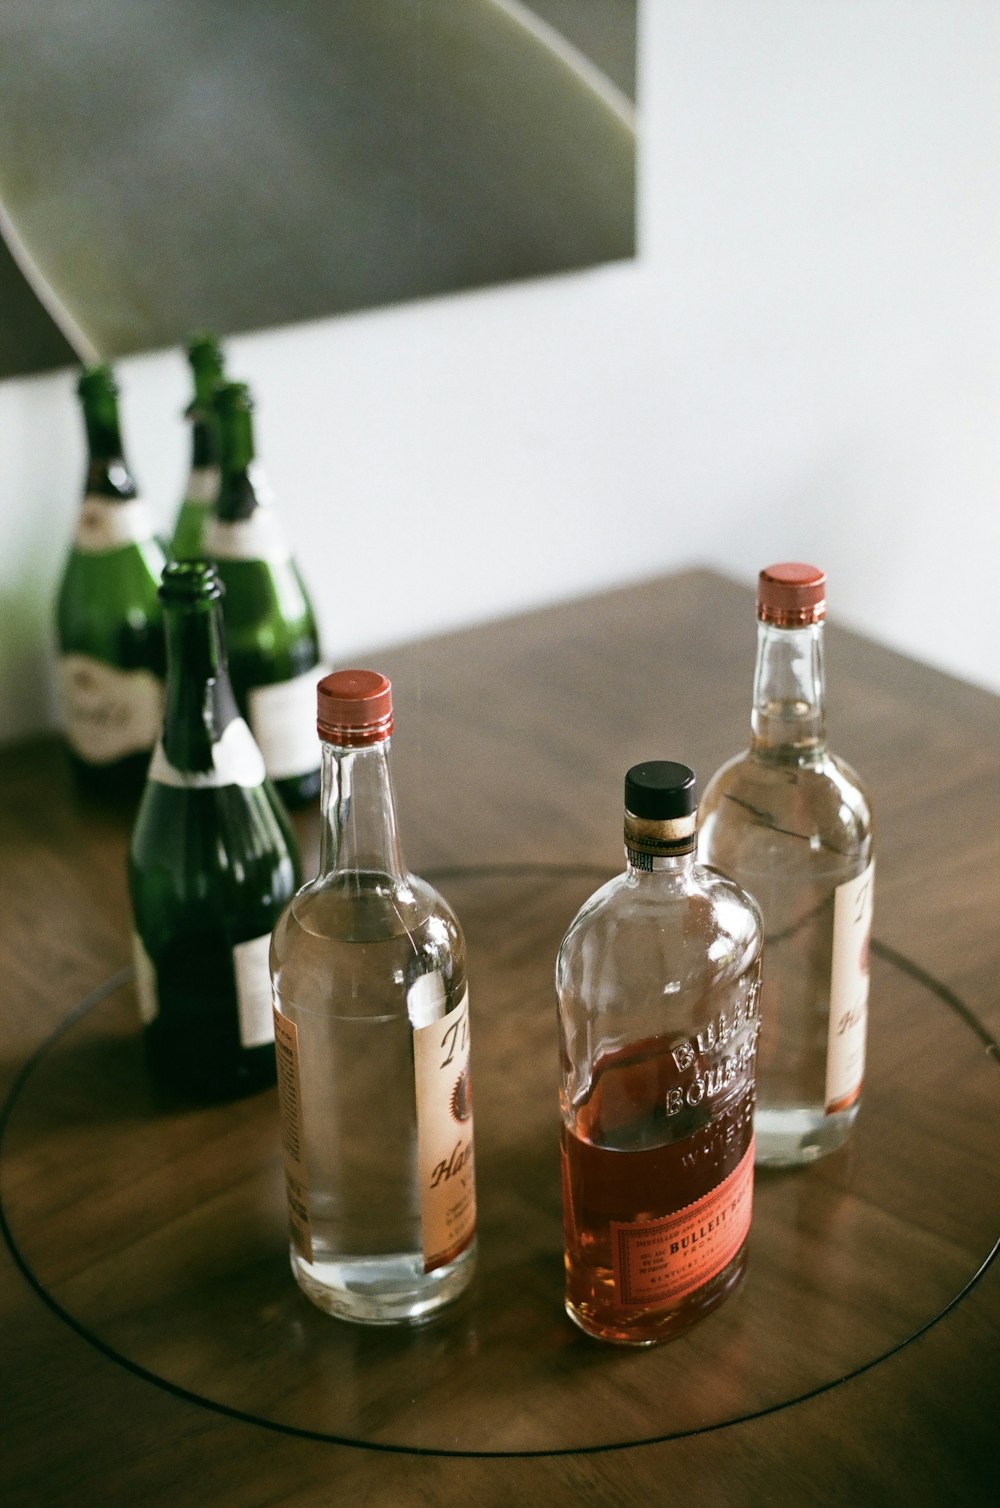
610;1141;755;1307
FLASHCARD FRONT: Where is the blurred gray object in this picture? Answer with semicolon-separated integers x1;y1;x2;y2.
0;0;636;374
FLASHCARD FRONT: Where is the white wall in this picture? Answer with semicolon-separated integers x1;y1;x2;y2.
2;0;998;746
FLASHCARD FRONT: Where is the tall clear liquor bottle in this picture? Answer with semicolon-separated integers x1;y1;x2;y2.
270;670;477;1324
698;564;874;1167
169;334;226;560
557;762;763;1346
204;381;323;808
128;562;300;1102
56;364;166;797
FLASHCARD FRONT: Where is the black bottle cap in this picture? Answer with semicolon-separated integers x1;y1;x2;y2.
624;761;697;819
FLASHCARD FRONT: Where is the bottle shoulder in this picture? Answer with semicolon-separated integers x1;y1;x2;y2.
270;869;467;1013
699;747;873;876
701;746;872;829
129;782;299;934
556;864;762;1000
213;557;318;650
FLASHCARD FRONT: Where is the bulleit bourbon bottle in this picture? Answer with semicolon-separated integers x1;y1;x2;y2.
557;761;763;1345
270;669;477;1323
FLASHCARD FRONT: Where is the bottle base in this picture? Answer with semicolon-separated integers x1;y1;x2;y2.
754;1104;858;1167
564;1247;747;1346
290;1239;476;1325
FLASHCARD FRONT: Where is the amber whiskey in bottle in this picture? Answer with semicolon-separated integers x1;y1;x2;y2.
556;762;763;1345
699;565;874;1167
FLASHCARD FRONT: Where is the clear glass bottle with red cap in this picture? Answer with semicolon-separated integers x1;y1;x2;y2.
699;564;874;1167
269;670;476;1323
557;761;763;1346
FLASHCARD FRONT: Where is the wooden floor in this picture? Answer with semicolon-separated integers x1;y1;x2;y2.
2;570;998;1505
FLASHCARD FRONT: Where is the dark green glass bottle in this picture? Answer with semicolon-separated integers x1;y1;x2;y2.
169;334;226;560
56;364;166;798
128;561;301;1101
204;380;323;808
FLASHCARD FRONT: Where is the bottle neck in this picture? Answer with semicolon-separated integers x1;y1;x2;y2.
750;620;827;759
189;413;219;470
216;408;259;521
623;812;697;874
625;849;696;878
161;599;239;772
318;738;406;880
81;397;134;498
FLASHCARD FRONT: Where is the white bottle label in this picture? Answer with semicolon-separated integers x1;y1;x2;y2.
412;983;476;1272
248;667;325;781
131;928;275;1050
59;654;163;764
74;495;157;554
204;506;290;565
184;466;218;506
825;860;875;1114
148;717;267;789
233;933;276;1048
132;931;159;1025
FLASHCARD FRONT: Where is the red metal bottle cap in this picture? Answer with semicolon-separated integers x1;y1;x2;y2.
317;669;393;746
757;562;826;626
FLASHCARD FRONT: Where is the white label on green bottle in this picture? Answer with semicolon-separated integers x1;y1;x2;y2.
132;932;158;1025
74;496;157;554
412;984;476;1273
233;933;276;1048
148;717;267;789
204;508;291;565
184;466;218;506
248;667;325;781
59;655;163;764
825;860;875;1114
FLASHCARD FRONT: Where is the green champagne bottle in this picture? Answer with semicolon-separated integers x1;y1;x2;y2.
56;364;166;798
169;334;226;560
204;380;324;808
128;561;301;1101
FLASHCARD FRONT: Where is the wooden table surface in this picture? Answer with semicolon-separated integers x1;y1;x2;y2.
2;569;998;1507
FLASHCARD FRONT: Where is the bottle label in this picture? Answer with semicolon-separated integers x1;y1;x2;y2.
825;860;874;1114
610;1139;754;1307
184;466;218;506
59;654;163;764
248;667;325;781
204;508;291;565
148;717;267;789
412;984;476;1273
273;1008;314;1263
73;496;157;554
233;934;276;1048
131;932;158;1024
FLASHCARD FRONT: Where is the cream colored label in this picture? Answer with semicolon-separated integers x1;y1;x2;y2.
74;495;157;554
611;1140;754;1306
184;466;218;506
148;717;266;789
825;860;875;1114
412;984;476;1272
248;667;325;781
274;1008;313;1262
59;654;163;764
204;504;290;564
233;934;275;1048
131;932;158;1025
